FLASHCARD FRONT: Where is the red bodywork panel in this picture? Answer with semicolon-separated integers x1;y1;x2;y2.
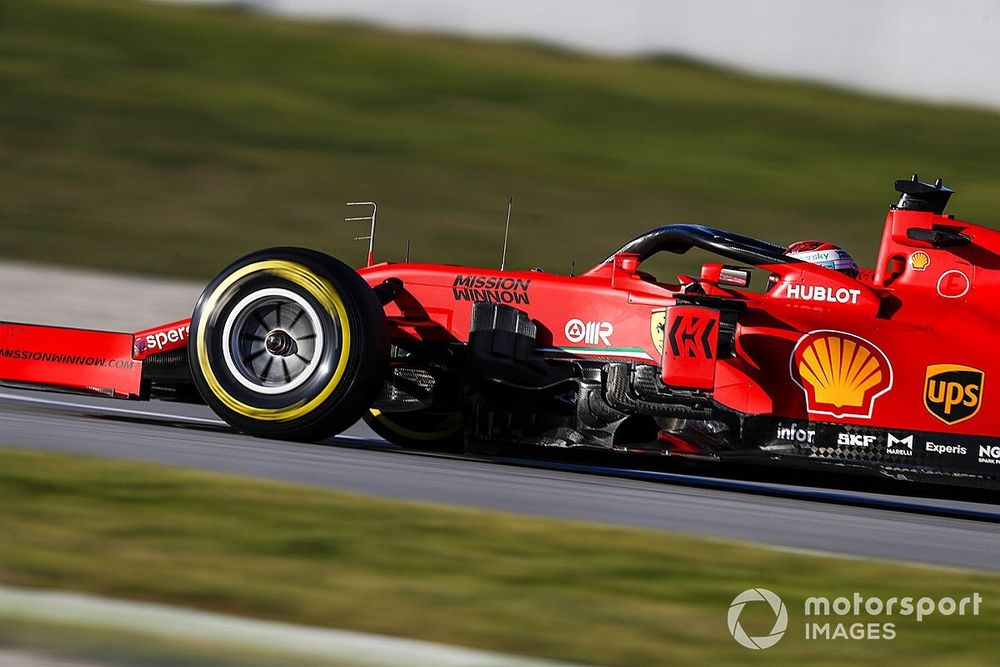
660;306;720;390
0;323;141;397
133;320;191;360
0;319;193;398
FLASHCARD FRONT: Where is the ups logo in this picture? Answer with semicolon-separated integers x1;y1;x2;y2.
924;364;984;425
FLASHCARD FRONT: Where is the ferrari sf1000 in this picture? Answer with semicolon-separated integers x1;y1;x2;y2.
2;176;997;489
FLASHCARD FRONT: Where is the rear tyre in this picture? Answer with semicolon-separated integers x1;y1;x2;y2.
189;247;388;441
364;408;464;452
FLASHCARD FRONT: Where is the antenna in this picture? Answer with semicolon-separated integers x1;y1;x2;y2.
405;239;411;263
345;202;378;267
500;196;512;271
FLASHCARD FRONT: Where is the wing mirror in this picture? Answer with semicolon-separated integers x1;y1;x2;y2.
700;263;752;288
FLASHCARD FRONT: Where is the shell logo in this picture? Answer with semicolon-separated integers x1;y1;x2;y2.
790;330;893;419
910;251;930;271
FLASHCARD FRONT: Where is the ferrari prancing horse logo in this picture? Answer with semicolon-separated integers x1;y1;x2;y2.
650;308;667;355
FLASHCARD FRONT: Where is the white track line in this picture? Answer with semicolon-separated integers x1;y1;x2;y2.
0;585;585;667
0;392;378;443
0;392;225;425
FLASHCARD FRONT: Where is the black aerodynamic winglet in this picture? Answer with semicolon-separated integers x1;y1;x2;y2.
893;174;954;215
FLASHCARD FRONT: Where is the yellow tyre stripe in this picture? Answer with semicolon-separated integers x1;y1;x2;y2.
196;260;351;422
369;408;462;441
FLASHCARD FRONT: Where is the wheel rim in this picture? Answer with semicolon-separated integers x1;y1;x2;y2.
221;287;330;395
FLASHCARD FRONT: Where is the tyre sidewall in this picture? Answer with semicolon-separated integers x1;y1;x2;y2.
189;248;388;440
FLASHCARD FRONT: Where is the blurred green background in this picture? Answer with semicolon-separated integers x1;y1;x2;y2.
4;0;1000;279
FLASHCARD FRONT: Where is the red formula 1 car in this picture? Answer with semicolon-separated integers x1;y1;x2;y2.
2;176;998;489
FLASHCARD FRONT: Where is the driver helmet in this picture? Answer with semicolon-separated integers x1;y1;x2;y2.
784;240;859;278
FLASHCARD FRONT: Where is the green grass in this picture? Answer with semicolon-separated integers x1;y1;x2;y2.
0;446;997;666
3;0;1000;280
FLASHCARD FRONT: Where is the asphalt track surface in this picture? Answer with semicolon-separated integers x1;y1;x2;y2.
0;388;998;572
